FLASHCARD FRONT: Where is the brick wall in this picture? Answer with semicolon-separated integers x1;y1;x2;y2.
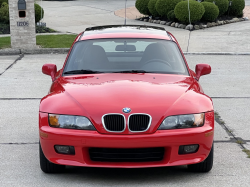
8;0;36;49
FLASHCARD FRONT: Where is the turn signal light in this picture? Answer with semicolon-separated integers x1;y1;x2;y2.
49;114;59;127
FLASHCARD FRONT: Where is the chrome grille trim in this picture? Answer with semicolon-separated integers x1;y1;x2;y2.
128;113;152;132
102;113;126;132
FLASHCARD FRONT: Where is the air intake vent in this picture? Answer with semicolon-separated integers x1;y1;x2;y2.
89;147;164;162
128;114;151;132
102;114;125;132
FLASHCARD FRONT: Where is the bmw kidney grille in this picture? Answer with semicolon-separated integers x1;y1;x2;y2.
128;114;151;132
102;114;126;132
102;113;151;132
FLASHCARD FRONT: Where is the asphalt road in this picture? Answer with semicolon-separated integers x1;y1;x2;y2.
0;54;250;186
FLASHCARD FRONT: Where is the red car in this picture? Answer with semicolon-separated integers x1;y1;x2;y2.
39;25;214;173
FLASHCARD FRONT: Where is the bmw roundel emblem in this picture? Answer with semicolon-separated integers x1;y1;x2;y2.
123;107;131;113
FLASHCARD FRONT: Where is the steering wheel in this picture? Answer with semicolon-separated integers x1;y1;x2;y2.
141;59;172;68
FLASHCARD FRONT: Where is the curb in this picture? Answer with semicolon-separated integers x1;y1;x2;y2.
0;48;70;55
1;48;250;56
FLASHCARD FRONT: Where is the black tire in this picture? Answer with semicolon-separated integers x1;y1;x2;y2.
39;143;65;173
188;143;213;172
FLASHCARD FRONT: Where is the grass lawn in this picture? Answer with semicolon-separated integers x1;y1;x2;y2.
0;34;78;49
0;37;11;49
36;35;77;48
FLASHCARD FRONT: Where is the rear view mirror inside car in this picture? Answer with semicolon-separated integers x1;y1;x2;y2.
115;45;136;51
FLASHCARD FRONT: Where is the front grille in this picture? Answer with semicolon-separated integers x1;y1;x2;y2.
128;114;151;132
102;114;125;132
89;147;164;162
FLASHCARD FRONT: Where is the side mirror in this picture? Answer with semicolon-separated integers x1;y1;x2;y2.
42;64;57;81
195;64;211;81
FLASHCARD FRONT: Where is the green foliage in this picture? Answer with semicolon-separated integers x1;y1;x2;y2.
229;0;245;16
135;0;150;15
0;2;9;24
0;0;7;6
0;35;77;49
35;3;44;23
174;1;205;24
0;36;10;49
148;0;159;17
167;10;176;21
237;10;243;17
36;26;57;33
201;2;219;22
204;0;229;15
156;0;183;17
0;23;9;34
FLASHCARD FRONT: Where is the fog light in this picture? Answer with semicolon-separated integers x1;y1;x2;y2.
179;144;199;154
54;145;75;155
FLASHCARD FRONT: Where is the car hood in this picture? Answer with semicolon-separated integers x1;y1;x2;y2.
40;73;213;134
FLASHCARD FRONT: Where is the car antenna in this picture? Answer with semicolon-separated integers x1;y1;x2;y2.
124;0;127;25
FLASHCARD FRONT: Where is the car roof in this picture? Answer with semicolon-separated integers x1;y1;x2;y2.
79;25;172;41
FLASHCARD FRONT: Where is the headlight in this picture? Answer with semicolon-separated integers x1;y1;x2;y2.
48;114;96;130
158;113;205;130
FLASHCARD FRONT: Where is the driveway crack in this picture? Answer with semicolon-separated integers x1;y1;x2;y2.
0;142;39;145
215;111;250;158
0;98;41;100
0;54;24;76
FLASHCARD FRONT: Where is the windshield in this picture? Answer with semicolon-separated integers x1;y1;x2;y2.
63;38;188;75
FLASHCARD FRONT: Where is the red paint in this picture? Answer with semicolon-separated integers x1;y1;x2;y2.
39;111;214;168
195;64;212;81
80;33;171;41
42;64;57;81
39;26;213;168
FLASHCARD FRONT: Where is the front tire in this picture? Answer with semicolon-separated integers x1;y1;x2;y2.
188;144;214;172
39;143;65;173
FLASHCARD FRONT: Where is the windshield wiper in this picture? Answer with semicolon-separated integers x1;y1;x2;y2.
63;69;103;75
113;70;148;73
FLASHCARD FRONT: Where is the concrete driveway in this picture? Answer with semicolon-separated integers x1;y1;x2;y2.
0;54;250;186
38;0;250;53
1;0;250;186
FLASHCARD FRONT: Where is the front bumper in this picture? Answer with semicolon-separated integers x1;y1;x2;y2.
39;111;214;168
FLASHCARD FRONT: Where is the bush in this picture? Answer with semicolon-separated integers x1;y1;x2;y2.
135;0;150;15
0;2;9;24
36;26;56;33
155;0;183;17
0;23;9;34
167;10;176;21
148;0;159;17
201;2;219;22
174;1;205;24
35;3;44;23
204;0;229;16
0;0;7;6
229;0;245;16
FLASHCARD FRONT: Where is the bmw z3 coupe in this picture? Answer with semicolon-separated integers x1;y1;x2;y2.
39;25;214;173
